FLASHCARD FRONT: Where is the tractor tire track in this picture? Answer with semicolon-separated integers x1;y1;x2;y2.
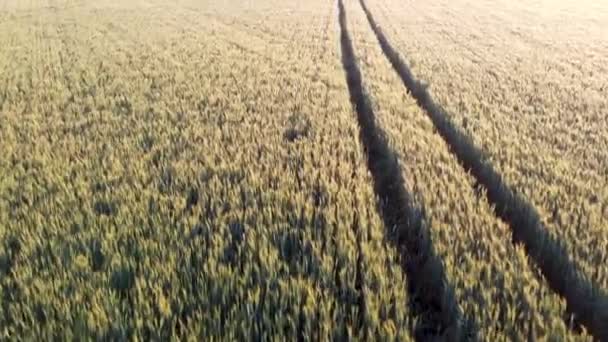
337;0;475;340
357;0;608;339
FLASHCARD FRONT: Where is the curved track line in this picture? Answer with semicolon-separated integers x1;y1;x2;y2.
337;0;476;340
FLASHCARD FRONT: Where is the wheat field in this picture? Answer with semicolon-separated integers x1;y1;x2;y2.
0;0;606;340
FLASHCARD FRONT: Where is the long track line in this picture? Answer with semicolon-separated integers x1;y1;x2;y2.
337;0;475;340
356;0;608;339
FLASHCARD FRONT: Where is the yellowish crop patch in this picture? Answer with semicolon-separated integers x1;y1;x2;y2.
0;0;606;340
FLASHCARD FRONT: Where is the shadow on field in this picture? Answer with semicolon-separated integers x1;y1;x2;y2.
337;0;476;340
356;0;608;339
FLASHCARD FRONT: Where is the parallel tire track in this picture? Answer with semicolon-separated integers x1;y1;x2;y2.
357;0;608;339
337;0;475;340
